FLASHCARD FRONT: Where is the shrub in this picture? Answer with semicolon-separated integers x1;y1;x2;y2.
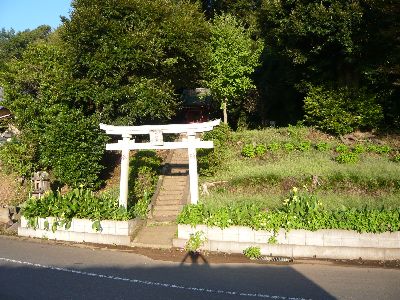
255;144;267;156
304;85;383;135
38;109;108;188
335;144;349;153
0;135;38;178
353;144;366;154
283;142;295;152
185;231;207;252
366;144;391;155
128;150;162;217
281;187;322;217
243;246;261;260
267;142;280;152
198;124;231;176
335;152;359;164
297;141;311;152
315;142;330;151
241;144;256;158
22;150;161;226
23;187;133;230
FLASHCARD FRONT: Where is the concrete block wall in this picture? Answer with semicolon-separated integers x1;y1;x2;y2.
178;225;400;249
174;224;400;260
19;216;137;246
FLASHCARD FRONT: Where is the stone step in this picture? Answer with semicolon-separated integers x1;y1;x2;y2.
163;176;187;184
156;198;182;204
158;190;184;195
157;194;184;200
168;171;188;175
153;204;183;212
151;216;178;222
161;181;186;186
149;148;188;222
152;210;180;218
156;194;182;201
156;202;182;207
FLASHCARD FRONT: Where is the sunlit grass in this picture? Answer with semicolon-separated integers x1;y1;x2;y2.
199;127;400;209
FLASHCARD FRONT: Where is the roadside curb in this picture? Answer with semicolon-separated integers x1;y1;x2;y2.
173;238;400;261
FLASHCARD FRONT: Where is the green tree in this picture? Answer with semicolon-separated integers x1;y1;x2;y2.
60;0;210;125
1;39;107;187
259;0;400;128
0;0;212;187
196;0;262;34
204;13;263;124
0;26;51;72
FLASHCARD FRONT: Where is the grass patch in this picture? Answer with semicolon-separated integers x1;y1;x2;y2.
199;127;400;210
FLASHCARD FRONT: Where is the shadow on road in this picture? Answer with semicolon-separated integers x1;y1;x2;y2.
180;251;209;266
0;259;335;300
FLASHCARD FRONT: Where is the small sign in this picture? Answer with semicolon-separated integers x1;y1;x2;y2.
149;130;164;146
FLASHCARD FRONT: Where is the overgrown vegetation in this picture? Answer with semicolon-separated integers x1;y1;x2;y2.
23;187;133;230
178;187;400;233
128;150;162;217
0;0;399;190
0;0;209;188
193;127;400;221
22;150;162;225
0;0;399;227
303;86;383;134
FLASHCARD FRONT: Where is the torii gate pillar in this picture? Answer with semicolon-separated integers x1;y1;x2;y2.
119;134;132;208
187;134;199;204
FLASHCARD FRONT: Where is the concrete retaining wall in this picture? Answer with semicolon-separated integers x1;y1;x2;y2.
18;216;141;246
174;224;400;260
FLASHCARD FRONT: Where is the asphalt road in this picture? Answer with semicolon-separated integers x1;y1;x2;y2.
0;236;399;300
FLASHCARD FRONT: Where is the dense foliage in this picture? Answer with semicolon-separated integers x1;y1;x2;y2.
1;0;399;189
258;0;400;128
178;188;400;233
303;85;383;134
0;26;51;72
22;150;162;225
61;0;209;125
0;0;209;187
0;40;107;187
23;188;132;222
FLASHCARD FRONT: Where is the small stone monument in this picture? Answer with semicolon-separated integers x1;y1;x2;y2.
31;171;50;198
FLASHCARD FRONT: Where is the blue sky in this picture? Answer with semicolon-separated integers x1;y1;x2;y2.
0;0;72;32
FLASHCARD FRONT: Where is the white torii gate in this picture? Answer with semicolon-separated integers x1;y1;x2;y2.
100;119;221;208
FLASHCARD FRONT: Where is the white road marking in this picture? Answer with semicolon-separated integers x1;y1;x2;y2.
0;257;311;300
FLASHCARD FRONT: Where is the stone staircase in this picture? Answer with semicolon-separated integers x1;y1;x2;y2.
150;148;189;222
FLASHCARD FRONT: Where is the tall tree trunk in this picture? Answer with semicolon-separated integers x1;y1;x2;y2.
222;100;228;124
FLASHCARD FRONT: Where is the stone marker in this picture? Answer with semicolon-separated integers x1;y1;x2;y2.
0;207;11;224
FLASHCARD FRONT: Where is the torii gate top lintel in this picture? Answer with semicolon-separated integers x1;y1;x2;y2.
100;119;221;208
99;119;221;136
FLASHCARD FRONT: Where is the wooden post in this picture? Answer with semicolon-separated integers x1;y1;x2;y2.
222;101;228;124
119;134;132;208
187;134;199;204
